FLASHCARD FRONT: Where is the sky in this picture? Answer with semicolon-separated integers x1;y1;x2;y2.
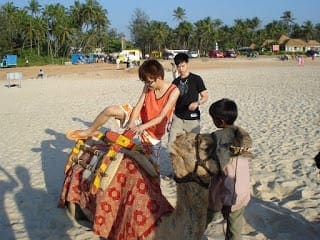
3;0;320;39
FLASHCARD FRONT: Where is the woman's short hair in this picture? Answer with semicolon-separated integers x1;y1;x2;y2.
138;59;164;82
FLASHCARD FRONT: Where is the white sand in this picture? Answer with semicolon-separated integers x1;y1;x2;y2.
0;58;319;239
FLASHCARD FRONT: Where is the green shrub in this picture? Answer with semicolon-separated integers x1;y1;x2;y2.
17;49;69;67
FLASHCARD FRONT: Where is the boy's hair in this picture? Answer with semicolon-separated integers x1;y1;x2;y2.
139;59;164;81
209;98;238;125
174;53;189;65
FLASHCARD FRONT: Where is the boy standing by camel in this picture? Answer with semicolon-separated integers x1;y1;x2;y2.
207;98;253;240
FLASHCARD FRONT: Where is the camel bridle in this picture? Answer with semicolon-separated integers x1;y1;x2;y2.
173;134;216;188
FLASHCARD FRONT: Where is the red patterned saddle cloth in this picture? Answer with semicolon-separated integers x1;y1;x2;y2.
58;139;173;239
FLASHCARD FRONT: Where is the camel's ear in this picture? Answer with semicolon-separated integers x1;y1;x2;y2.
197;134;220;174
169;132;196;157
234;127;252;148
197;134;215;159
170;152;190;178
169;133;198;177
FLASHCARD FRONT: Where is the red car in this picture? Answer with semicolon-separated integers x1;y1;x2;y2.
208;49;224;58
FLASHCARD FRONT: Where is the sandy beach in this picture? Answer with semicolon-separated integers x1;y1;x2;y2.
0;56;320;240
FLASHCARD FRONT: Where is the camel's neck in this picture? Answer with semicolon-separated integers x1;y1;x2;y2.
169;182;209;240
151;182;209;240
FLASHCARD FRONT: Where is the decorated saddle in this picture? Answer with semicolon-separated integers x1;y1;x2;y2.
58;130;173;239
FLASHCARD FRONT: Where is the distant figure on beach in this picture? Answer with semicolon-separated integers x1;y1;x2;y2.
206;98;253;240
116;57;120;69
297;55;304;66
37;69;45;78
279;55;288;61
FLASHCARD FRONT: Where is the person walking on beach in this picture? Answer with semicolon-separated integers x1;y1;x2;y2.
297;55;304;66
116;56;120;69
37;69;45;78
206;98;253;240
67;59;180;168
168;53;208;147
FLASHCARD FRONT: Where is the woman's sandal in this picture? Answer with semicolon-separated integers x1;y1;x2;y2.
66;130;90;141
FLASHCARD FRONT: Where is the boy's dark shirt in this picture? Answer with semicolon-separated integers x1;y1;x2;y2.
172;72;206;120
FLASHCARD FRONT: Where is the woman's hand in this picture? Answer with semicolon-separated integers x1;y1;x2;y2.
129;125;144;135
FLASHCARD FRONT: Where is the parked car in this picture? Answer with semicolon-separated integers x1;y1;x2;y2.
188;50;199;58
208;49;224;58
245;49;258;58
237;47;258;57
163;52;175;60
223;50;237;58
306;50;320;57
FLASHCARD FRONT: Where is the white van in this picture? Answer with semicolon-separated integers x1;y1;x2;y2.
118;49;142;63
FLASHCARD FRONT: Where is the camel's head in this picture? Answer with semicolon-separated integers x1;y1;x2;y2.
169;132;220;187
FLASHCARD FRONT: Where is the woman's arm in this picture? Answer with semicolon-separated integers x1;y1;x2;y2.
127;85;148;129
134;87;180;133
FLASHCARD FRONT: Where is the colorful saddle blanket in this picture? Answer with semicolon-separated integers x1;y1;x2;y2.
58;131;173;239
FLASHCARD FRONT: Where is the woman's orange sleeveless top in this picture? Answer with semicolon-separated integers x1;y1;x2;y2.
140;84;177;140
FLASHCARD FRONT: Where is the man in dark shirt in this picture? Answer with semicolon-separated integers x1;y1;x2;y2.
168;53;208;144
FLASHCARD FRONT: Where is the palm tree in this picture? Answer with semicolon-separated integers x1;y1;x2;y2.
231;18;260;48
129;8;150;52
2;2;19;51
280;11;295;35
173;7;186;23
81;0;108;31
194;17;215;53
80;0;109;51
245;17;262;48
42;3;69;57
247;17;261;31
176;21;193;49
314;23;320;40
148;21;170;51
211;18;224;48
92;10;109;50
69;0;84;30
264;20;287;40
33;16;47;56
301;20;314;41
26;0;41;17
25;0;41;50
290;23;303;39
230;19;246;48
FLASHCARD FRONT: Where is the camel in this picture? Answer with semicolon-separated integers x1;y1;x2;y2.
147;132;220;240
65;128;251;239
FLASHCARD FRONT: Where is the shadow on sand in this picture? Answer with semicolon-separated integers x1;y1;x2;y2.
0;166;18;239
244;196;320;240
14;165;73;239
30;128;76;239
